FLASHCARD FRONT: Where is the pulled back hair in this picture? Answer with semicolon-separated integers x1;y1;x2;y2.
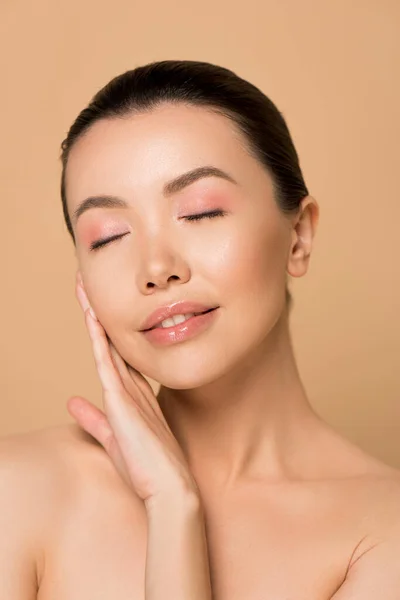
60;60;310;313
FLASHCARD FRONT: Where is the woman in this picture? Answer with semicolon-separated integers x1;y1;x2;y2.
1;59;399;599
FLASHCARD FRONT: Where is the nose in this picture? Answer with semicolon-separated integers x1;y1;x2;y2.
137;236;190;293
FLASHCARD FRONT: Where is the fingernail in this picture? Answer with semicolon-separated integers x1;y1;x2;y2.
89;307;98;321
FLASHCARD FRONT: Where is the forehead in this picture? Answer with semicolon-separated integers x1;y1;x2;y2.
65;103;261;212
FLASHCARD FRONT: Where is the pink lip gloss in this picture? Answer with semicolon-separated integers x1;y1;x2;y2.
141;308;219;346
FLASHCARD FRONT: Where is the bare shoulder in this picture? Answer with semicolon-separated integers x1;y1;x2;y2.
320;422;400;539
0;423;128;592
0;422;106;523
0;422;107;478
355;460;400;525
0;422;127;497
319;433;400;594
359;460;400;530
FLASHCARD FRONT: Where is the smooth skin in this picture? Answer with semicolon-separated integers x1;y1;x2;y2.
1;103;400;599
72;280;213;600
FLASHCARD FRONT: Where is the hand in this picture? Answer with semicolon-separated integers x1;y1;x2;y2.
67;273;200;509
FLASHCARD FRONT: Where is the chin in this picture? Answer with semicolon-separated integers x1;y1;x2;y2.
151;368;223;390
142;353;232;390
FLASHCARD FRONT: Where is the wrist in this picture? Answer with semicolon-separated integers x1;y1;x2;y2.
145;487;202;517
144;486;212;600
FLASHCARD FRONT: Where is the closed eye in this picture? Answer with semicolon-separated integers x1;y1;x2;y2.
89;210;226;251
89;232;129;251
184;209;227;222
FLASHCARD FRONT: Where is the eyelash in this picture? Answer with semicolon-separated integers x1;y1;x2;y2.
89;210;227;252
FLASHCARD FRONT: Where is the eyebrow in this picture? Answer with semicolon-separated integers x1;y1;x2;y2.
72;165;239;226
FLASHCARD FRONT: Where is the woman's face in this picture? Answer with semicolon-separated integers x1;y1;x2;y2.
65;103;302;388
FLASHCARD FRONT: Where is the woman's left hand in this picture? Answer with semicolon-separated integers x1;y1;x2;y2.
67;274;200;509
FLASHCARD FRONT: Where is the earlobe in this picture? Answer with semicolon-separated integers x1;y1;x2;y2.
286;231;311;279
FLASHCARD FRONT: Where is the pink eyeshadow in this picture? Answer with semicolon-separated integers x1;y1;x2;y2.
79;220;125;247
178;192;232;213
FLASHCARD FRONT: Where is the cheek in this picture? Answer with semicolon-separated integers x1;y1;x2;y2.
81;269;135;345
213;219;288;306
215;224;289;357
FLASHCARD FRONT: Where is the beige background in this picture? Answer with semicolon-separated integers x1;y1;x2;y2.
1;0;399;467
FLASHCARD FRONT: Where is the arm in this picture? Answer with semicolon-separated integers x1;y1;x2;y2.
145;492;213;600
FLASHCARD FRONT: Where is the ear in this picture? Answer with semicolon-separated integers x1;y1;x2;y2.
287;196;319;279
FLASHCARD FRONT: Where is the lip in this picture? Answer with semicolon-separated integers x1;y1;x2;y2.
141;307;220;346
139;301;220;332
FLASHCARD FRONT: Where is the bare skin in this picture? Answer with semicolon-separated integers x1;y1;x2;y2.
1;103;400;598
1;422;400;599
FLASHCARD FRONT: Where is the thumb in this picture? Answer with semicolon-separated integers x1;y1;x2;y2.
66;396;133;490
67;396;113;448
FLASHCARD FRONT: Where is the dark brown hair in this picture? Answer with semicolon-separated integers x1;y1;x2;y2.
60;60;309;311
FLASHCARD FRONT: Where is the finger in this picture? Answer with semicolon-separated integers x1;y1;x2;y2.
76;280;91;313
76;281;163;422
108;341;149;413
75;282;126;397
108;342;161;420
67;396;133;489
108;340;139;388
105;336;150;395
84;311;151;439
76;280;154;400
85;309;126;397
125;361;156;397
107;341;155;401
123;368;168;427
108;341;142;396
67;396;114;448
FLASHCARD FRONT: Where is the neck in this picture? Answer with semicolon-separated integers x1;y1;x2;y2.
157;310;322;494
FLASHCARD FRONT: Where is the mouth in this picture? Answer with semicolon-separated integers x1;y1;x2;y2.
145;307;218;331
